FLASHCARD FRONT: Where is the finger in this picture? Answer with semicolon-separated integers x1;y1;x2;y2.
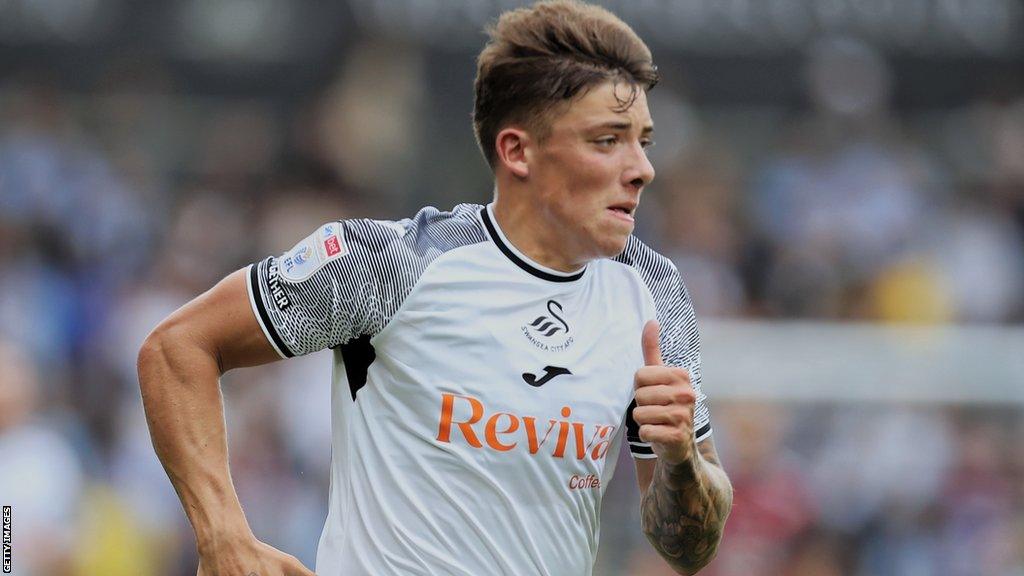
635;385;676;406
632;404;693;428
641;319;663;366
634;382;695;407
634;365;689;389
639;423;692;446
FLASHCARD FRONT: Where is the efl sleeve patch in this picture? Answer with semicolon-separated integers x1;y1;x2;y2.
279;222;348;282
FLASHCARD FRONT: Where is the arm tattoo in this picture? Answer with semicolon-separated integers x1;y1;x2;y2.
640;439;733;575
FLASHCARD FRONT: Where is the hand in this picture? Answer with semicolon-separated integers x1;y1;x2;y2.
197;535;316;576
633;319;697;466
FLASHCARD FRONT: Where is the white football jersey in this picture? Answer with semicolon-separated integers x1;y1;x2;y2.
247;203;711;576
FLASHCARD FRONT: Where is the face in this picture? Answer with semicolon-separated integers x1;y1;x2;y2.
527;80;656;263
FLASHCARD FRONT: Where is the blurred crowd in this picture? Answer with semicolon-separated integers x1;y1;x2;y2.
1;33;1023;576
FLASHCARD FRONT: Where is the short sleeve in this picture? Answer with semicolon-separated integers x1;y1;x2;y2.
625;267;712;458
247;218;413;358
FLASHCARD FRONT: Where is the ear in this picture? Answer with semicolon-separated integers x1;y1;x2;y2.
495;127;531;179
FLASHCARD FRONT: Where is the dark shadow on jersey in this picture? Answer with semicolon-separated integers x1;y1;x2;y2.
340;334;376;400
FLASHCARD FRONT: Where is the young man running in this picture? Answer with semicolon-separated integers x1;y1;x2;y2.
138;1;733;574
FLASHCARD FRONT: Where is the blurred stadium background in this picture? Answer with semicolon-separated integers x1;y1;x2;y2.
2;0;1023;574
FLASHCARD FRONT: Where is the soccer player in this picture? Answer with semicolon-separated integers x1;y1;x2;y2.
137;1;733;574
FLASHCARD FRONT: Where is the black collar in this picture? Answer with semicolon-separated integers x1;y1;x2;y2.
480;207;586;283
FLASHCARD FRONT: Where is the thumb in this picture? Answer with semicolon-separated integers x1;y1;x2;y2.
641;319;663;366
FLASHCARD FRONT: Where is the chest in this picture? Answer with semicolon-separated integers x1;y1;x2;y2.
373;259;649;440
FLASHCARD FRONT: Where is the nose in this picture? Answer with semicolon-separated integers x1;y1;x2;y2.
624;142;655;190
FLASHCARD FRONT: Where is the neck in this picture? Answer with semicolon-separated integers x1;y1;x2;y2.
491;188;585;274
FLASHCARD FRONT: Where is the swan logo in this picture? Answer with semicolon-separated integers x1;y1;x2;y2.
528;300;570;337
522;300;574;352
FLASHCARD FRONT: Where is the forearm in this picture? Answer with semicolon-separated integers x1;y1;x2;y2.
137;325;253;551
640;448;733;574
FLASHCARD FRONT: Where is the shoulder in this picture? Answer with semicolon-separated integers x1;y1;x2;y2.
333;203;486;257
275;203;486;285
613;237;704;373
611;235;683;296
399;203;487;250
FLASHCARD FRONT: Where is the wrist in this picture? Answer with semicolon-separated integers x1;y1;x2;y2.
191;503;255;555
657;436;698;468
196;524;257;556
659;446;706;488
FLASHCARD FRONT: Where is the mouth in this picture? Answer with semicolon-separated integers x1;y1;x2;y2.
607;202;637;223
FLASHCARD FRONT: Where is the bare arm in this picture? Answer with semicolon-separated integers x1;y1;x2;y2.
635;438;733;574
137;268;313;575
632;320;733;575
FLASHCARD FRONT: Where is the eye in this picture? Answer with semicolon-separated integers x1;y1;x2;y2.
595;136;618;147
641;139;656;150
